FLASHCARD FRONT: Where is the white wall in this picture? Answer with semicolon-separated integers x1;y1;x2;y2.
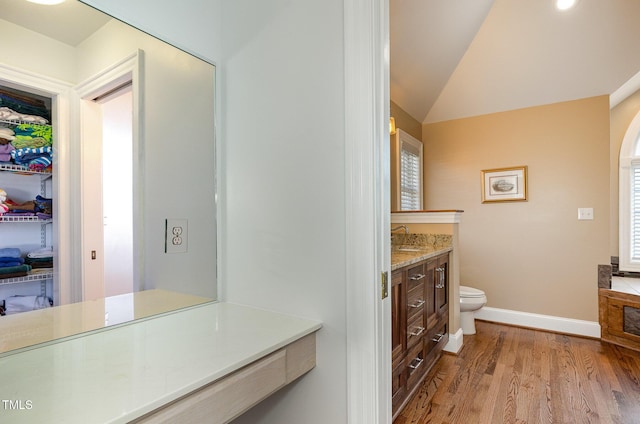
220;1;348;422
83;1;353;423
0;18;76;82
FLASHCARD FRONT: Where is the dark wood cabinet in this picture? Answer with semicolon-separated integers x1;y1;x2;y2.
391;252;450;420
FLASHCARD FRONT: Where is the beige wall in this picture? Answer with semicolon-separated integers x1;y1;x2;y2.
391;100;421;140
390;101;422;211
610;89;640;257
422;96;610;322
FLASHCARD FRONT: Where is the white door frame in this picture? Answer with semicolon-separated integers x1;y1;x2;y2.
345;0;391;422
74;51;143;300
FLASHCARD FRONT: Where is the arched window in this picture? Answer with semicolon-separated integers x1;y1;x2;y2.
619;110;640;271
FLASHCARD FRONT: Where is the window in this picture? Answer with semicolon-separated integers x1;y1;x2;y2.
394;129;423;210
619;110;640;271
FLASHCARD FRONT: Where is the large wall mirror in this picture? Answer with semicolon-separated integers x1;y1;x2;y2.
0;0;217;355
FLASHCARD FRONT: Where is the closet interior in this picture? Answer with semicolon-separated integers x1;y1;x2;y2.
0;84;55;317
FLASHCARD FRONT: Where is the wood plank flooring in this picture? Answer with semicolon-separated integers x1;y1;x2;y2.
394;320;640;424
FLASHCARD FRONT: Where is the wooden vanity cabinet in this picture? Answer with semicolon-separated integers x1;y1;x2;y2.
391;252;450;419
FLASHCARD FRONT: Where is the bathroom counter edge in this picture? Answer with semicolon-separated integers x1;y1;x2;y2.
0;301;322;424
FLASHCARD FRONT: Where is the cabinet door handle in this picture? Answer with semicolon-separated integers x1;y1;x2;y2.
408;357;424;370
432;333;445;343
408;299;425;308
409;273;425;281
409;327;425;337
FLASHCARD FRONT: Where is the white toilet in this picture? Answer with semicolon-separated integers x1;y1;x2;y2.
459;285;487;335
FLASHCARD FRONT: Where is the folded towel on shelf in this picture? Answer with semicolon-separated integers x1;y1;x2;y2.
0;107;48;125
0;264;31;275
11;136;51;149
28;156;52;171
0;257;24;264
24;257;52;269
0;248;21;258
11;146;52;165
0;143;14;162
34;195;52;215
27;246;53;259
0;261;23;268
4;199;36;212
4;295;50;314
13;124;51;142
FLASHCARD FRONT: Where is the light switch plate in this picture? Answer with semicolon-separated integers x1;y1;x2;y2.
165;219;188;253
578;208;594;221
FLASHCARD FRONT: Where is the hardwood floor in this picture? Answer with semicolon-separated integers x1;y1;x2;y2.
394;321;640;424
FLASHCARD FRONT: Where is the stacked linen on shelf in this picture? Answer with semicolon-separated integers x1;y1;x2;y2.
25;246;53;274
12;123;53;172
0;88;51;122
0;107;48;125
0;248;31;279
0;192;52;219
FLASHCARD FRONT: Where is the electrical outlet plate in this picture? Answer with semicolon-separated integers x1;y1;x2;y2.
165;219;188;253
578;208;594;221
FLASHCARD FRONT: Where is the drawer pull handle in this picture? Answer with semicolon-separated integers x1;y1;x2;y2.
408;357;424;370
408;299;425;308
432;333;445;343
409;327;425;337
409;273;425;281
436;281;445;289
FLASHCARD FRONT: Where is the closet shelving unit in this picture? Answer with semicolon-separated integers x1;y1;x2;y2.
0;116;54;305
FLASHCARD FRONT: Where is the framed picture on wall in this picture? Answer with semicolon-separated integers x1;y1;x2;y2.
481;166;528;203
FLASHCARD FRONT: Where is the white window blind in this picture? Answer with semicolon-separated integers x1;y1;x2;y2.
620;113;640;272
395;129;423;211
632;165;640;261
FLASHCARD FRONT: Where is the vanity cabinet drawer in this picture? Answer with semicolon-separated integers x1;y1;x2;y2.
406;314;425;349
425;320;448;355
407;284;425;322
405;340;427;390
407;264;426;292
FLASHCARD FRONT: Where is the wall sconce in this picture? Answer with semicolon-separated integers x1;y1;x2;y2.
389;117;396;135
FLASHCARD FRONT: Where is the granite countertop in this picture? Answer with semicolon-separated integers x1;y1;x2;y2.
391;233;453;271
391;246;452;270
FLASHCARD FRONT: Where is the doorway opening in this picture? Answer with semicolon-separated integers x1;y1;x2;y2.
96;84;134;297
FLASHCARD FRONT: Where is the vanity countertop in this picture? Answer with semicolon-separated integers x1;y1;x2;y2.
0;302;322;423
391;246;452;271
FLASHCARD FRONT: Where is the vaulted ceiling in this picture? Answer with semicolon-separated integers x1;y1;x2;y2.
391;0;640;124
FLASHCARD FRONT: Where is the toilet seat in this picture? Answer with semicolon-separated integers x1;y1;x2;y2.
460;285;485;298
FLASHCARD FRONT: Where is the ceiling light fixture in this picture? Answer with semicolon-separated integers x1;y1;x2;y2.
25;0;66;5
556;0;578;11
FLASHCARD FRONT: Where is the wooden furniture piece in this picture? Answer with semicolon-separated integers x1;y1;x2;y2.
392;252;449;418
599;288;640;352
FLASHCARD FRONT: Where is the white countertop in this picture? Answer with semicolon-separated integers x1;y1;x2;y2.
0;302;322;423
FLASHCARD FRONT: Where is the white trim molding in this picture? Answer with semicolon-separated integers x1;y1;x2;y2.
344;0;390;423
475;307;601;338
443;328;464;354
391;211;463;224
611;69;640;109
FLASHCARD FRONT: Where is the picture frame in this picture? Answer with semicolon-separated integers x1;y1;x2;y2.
481;166;528;203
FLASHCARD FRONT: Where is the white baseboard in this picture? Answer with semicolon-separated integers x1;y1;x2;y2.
474;307;601;338
443;328;464;354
